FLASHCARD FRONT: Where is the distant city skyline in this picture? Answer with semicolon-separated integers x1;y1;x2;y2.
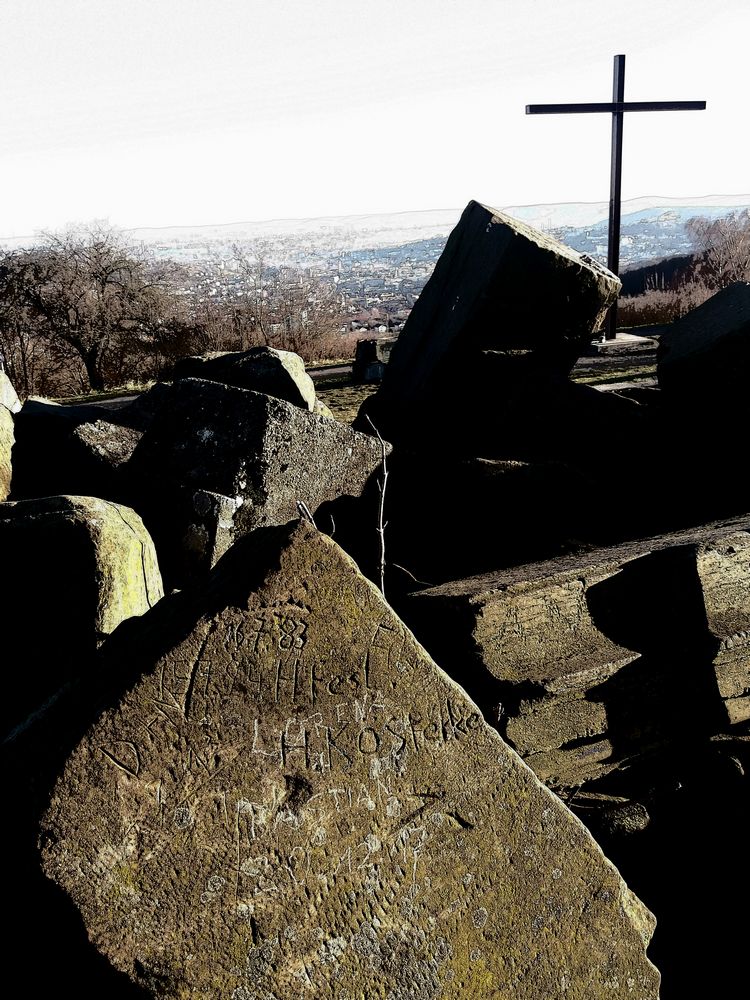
1;0;748;238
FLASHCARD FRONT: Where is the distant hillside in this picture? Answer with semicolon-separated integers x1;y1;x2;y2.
549;203;750;269
3;195;748;273
126;195;749;271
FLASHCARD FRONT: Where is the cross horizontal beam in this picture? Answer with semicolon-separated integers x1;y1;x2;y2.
526;100;706;115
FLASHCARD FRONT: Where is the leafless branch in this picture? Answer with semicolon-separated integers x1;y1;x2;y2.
366;415;388;598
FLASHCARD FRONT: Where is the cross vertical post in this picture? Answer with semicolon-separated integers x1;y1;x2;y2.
607;55;626;340
526;58;705;343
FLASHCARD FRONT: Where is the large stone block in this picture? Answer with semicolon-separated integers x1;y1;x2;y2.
0;495;163;739
404;517;750;786
0;403;13;501
357;201;620;446
657;281;750;401
41;521;658;999
11;397;145;501
169;346;317;411
126;378;387;584
405;547;641;699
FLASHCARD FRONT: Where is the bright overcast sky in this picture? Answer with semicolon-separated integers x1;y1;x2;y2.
0;0;747;236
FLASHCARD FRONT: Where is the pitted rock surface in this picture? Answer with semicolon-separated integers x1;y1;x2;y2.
42;522;658;1000
125;377;386;584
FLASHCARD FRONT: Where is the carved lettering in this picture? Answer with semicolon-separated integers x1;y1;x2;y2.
98;741;141;778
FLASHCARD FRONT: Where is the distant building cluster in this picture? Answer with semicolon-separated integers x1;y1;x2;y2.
152;233;446;332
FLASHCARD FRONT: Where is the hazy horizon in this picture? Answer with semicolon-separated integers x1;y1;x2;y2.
2;192;749;249
1;0;748;238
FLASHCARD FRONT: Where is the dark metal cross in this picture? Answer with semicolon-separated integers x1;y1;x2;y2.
527;55;706;339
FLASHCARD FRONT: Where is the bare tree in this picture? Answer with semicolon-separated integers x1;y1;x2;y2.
0;223;172;392
686;210;750;289
0;251;84;396
231;247;343;361
232;248;276;347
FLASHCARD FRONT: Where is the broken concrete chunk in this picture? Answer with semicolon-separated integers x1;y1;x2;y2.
357;201;620;444
126;378;386;584
73;419;142;469
505;694;609;755
524;738;618;787
0;495;163;739
406;547;640;698
169;346;317;411
41;521;658;999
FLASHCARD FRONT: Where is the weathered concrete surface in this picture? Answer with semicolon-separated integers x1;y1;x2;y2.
404;516;750;787
657;281;750;399
0;370;21;412
357;201;620;446
522;739;617;787
126;378;386;584
505;694;609;755
41;522;658;1000
169;347;317;411
0;495;163;739
0;403;13;501
405;546;641;696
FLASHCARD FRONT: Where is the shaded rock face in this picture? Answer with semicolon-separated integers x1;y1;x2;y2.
403;516;750;789
126;378;386;586
654;283;750;523
357;201;620;448
115;382;172;432
0;370;21;413
0;495;163;740
0;403;13;501
10;398;144;501
567;738;750;1000
366;453;601;591
657;281;750;400
41;523;658;1000
169;346;317;411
